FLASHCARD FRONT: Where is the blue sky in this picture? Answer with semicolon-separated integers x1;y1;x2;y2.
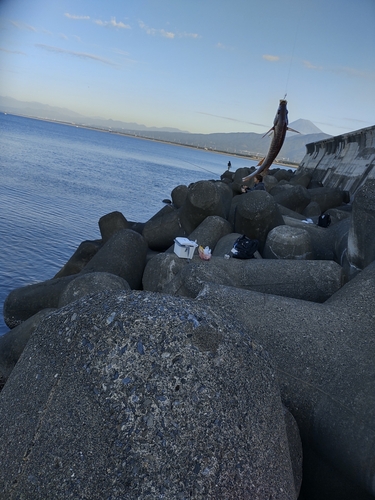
0;0;374;136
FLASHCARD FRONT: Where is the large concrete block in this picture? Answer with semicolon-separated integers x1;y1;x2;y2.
162;257;343;303
188;215;233;254
98;211;130;243
179;180;227;234
196;261;375;497
272;185;311;213
347;179;375;274
58;272;130;307
142;207;187;251
142;253;189;292
0;292;297;499
81;229;148;289
3;275;76;328
263;226;314;260
0;308;55;384
53;239;102;278
234;191;285;252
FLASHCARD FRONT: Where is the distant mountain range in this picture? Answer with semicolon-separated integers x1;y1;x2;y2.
0;95;332;164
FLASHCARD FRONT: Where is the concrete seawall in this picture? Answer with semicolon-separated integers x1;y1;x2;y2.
298;125;375;196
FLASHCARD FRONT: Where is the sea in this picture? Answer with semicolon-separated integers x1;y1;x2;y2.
0;112;261;336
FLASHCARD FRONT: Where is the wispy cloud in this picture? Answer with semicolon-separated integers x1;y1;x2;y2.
139;21;174;38
303;60;375;81
64;13;90;20
216;42;234;51
59;33;68;40
94;17;130;29
0;47;26;55
11;20;37;32
35;44;116;66
262;54;280;62
303;60;323;70
197;111;267;129
138;21;199;39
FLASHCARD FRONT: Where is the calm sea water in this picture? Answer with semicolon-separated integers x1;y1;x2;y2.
0;113;258;336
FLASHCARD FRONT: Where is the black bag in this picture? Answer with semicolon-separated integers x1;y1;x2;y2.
230;235;259;259
317;213;331;228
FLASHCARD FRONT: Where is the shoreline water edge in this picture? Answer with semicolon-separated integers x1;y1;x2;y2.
0;112;299;169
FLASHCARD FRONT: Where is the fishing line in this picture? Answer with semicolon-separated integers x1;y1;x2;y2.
178;157;220;177
284;2;303;97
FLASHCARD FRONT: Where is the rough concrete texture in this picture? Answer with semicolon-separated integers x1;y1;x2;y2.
171;184;188;208
298;125;375;195
234;191;285;251
142;253;188;292
179;180;228;234
187;215;233;254
0;308;55;383
142;206;187;251
3;275;76;328
58;271;130;307
161;256;343;303
81;229;148;289
53;239;103;279
263;225;314;260
0;291;297;500
283;216;351;263
272;184;311;213
347;179;375;273
98;210;130;243
196;260;375;497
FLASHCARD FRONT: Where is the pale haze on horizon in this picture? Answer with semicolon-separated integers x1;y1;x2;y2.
0;0;374;137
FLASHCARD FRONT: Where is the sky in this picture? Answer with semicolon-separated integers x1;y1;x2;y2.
0;0;374;136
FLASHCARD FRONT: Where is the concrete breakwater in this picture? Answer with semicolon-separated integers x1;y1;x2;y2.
0;157;375;499
298;124;375;196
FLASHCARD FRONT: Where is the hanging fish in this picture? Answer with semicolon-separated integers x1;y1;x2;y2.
242;99;299;182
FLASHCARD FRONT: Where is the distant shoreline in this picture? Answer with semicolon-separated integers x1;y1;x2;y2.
1;112;299;169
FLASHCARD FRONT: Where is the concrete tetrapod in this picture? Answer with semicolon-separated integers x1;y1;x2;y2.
0;291;298;499
195;260;375;498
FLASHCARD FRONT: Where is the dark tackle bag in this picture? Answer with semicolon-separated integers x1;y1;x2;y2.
317;213;331;228
230;235;259;259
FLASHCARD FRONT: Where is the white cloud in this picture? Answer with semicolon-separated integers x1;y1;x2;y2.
94;17;130;29
0;47;26;55
303;60;323;70
35;44;117;66
138;21;199;39
11;20;37;32
216;42;234;51
64;13;90;20
262;54;280;62
302;60;374;80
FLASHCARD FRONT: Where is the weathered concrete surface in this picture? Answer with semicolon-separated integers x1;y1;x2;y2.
187;215;233;254
3;275;76;329
81;229;148;289
0;308;55;384
0;292;298;500
58;272;130;307
142;206;187;251
53;239;102;279
283;216;351;263
161;257;343;303
142;253;188;292
179;180;228;234
98;210;130;243
195;260;375;497
234;191;285;252
298;125;375;195
347;179;375;274
263;225;314;260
